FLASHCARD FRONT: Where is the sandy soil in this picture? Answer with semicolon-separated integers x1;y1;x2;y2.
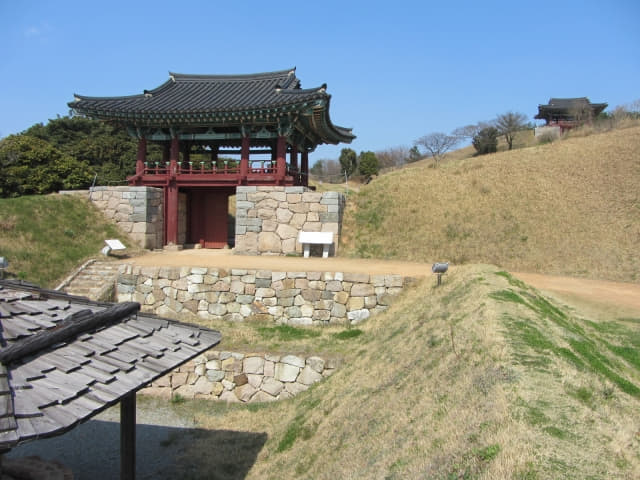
123;250;640;315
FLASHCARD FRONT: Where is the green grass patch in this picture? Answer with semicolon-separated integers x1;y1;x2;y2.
332;328;363;340
495;271;527;289
490;289;528;306
568;338;640;397
256;325;322;342
0;195;124;287
474;443;501;461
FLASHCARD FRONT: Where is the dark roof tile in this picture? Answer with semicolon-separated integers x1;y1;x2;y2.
0;280;221;450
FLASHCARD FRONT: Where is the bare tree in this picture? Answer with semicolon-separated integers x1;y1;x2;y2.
376;146;411;170
452;124;482;141
495;111;528;150
414;132;459;165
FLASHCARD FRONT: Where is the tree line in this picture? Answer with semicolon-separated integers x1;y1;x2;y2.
0;116;155;197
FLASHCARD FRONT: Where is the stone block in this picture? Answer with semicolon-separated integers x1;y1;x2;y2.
275;363;300;382
347;297;365;311
219;390;240;403
206;370;225;382
206;359;221;370
264;360;275;377
244;356;265;374
280;354;305;368
258;231;282;253
276;223;298;240
351;283;375;297
306;356;325;373
234;373;248;386
301;192;322;202
298;365;324;385
348;309;371;324
284;382;309;395
193;376;213;395
261;377;284;396
247;374;263;388
233;384;256;402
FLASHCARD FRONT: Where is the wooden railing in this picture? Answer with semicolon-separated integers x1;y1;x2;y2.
139;160;307;185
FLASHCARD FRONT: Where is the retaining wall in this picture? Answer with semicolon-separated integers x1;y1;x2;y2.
234;186;345;256
140;350;337;403
117;266;409;325
89;186;164;249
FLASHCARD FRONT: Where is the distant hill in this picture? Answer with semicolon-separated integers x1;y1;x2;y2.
341;126;640;283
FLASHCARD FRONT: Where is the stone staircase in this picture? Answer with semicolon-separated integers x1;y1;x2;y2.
59;260;122;301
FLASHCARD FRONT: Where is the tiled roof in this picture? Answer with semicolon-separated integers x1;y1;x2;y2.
70;68;326;115
0;280;221;451
535;97;608;118
68;68;355;146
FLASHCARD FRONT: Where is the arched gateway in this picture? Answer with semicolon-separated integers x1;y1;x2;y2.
69;68;354;248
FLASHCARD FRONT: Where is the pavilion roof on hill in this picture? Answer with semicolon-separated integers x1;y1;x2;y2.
535;97;608;120
69;68;355;148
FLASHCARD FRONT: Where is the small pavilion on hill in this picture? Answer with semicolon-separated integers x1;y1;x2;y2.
69;68;355;248
534;97;607;133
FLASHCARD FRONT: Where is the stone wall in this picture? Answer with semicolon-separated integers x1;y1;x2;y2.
234;186;345;256
89;186;163;249
140;350;337;403
117;266;409;325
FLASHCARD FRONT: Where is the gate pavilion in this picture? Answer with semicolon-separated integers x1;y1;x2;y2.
69;68;355;248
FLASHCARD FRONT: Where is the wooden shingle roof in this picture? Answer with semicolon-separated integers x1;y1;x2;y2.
535;97;608;119
68;68;355;146
0;280;221;451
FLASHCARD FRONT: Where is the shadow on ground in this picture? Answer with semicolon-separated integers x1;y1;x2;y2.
8;419;267;480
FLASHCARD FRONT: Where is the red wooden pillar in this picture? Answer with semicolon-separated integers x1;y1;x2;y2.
240;135;250;181
290;145;298;171
135;137;146;176
301;151;309;186
276;135;287;182
166;136;180;245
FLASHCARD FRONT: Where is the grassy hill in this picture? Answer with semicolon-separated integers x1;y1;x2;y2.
1;126;639;479
341;126;640;283
0;194;138;287
159;266;640;479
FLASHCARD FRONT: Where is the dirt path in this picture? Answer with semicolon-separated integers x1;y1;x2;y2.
124;249;434;277
123;250;640;314
512;272;640;314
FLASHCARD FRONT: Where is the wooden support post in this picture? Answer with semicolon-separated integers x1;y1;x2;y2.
301;151;309;186
169;136;179;176
276;135;287;182
240;135;250;180
120;392;136;480
166;181;179;245
135;137;146;176
165;135;180;246
290;145;298;171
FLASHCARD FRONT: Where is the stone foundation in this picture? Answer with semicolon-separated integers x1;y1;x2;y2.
89;186;163;249
140;350;337;403
234;186;345;256
117;266;409;325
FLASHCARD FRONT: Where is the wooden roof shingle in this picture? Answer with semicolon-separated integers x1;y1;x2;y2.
0;280;221;451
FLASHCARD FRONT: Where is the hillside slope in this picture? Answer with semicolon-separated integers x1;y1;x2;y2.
0;194;138;287
169;266;639;479
341;127;640;283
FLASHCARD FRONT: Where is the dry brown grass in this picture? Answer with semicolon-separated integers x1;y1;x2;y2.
164;265;640;479
341;126;640;283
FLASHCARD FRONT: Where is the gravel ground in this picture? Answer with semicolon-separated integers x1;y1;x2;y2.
7;398;201;480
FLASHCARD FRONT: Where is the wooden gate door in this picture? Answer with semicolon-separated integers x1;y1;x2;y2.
189;190;228;248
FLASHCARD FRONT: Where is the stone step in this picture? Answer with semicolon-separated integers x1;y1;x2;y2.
63;261;121;301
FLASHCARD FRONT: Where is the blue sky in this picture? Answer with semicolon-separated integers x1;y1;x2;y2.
1;0;638;163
